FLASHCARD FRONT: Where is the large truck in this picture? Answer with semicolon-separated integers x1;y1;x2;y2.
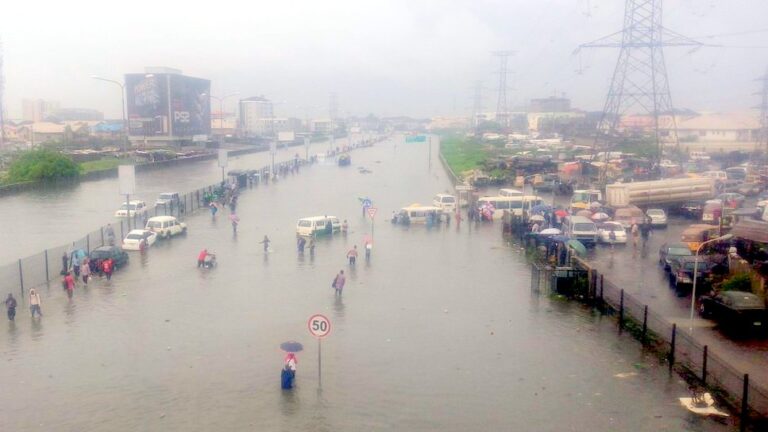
605;177;715;208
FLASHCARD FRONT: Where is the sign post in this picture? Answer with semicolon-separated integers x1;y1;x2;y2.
270;140;277;178
367;207;377;242
304;136;310;160
118;165;136;231
308;314;331;388
218;149;228;183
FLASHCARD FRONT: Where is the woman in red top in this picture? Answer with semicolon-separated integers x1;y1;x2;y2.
63;272;75;298
102;258;114;280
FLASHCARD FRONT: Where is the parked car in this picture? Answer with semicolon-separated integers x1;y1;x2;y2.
658;242;693;271
596;221;627;244
121;229;158;251
145;216;187;239
532;174;559;192
114;200;148;218
646;208;667;227
700;291;766;333
668;256;713;291
155;192;181;208
89;245;129;269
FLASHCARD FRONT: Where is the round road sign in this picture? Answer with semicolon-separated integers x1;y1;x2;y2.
308;314;331;338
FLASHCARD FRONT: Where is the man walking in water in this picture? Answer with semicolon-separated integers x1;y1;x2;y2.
332;270;346;296
5;293;17;321
29;289;42;318
260;235;271;253
347;245;358;265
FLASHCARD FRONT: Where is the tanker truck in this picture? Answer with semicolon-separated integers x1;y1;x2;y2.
605;177;715;208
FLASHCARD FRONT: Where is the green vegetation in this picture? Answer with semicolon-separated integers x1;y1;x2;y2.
79;158;128;174
440;135;489;176
6;149;80;183
721;273;753;293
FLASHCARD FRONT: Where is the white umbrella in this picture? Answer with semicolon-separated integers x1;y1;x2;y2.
539;228;561;235
590;201;602;209
591;212;610;221
530;214;545;222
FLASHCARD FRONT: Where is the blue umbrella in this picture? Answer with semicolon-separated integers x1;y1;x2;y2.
280;341;304;353
550;235;570;243
530;204;553;214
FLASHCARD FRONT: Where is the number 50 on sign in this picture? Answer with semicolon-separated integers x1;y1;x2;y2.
308;314;331;338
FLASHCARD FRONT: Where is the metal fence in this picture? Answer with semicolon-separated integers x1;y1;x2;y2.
541;260;768;427
0;162;285;299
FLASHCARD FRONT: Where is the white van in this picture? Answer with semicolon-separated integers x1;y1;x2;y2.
564;215;598;246
432;194;457;213
476;195;543;219
145;216;187;239
296;216;341;236
396;205;442;224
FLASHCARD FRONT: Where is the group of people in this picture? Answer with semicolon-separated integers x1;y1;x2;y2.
4;289;42;321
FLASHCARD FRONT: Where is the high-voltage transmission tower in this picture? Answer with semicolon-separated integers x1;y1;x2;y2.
757;67;768;153
579;0;702;165
492;50;514;128
472;80;484;132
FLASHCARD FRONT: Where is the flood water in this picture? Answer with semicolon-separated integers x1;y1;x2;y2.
0;138;736;431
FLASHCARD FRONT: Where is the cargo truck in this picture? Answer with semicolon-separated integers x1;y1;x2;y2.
605;177;715;208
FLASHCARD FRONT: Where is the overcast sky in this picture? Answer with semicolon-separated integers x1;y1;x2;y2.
2;0;767;120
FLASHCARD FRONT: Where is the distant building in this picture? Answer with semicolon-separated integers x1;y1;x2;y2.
15;121;91;145
47;108;104;122
673;112;761;152
22;99;60;122
239;96;274;137
125;67;211;147
311;119;333;134
530;97;571;113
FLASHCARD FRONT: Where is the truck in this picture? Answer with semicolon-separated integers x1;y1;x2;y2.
605;177;715;208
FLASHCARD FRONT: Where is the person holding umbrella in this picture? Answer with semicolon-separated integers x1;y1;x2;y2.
280;341;303;389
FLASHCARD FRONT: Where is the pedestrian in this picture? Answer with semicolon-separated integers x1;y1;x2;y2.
531;222;540;233
260;235;271;253
308;237;316;256
210;201;218;218
29;289;42;318
640;218;652;249
80;259;91;285
297;236;306;253
61;252;69;275
105;223;116;246
5;293;17;321
197;249;210;268
332;270;346;296
630;221;640;250
341;219;349;234
72;252;81;278
230;213;240;234
347;245;358;265
102;258;114;281
63;272;75;299
365;240;372;260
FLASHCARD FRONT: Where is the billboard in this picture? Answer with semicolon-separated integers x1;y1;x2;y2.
126;74;168;136
170;75;211;137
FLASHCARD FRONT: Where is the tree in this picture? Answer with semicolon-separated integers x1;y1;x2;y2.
6;149;81;183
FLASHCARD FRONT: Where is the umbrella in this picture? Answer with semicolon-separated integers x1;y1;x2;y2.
530;204;552;214
530;214;545;222
554;209;568;218
550;235;570;243
280;341;304;353
591;212;610;221
539;228;561;235
567;239;587;256
576;209;592;217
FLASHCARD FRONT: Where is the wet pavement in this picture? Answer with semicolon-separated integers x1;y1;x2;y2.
0;139;738;431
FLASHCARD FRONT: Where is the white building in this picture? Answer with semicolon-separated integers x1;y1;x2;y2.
239;96;274;137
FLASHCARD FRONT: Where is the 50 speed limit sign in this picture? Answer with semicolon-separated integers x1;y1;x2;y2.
308;314;331;338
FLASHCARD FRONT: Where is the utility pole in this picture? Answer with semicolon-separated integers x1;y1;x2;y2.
756;67;768;154
492;50;515;129
329;93;338;151
579;0;703;169
472;80;484;134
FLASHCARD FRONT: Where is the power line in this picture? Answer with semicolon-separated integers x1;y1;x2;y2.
492;50;515;128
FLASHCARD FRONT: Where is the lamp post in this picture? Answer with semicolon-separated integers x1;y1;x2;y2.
91;76;128;152
689;233;733;331
209;93;240;132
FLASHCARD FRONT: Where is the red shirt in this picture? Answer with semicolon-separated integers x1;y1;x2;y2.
102;259;113;273
198;250;208;261
64;274;75;289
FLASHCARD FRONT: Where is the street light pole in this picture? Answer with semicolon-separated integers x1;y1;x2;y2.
689;234;733;331
91;76;127;152
209;93;240;136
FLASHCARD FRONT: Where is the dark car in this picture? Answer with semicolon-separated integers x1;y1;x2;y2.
658;242;693;271
668;256;713;292
89;246;129;270
679;201;704;219
700;291;766;333
533;174;559;192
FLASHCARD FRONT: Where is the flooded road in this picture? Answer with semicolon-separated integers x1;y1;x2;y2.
0;139;735;431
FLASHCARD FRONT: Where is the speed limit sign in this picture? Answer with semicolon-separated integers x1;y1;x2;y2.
308;314;331;338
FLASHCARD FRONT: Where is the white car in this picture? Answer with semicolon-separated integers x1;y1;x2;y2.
121;229;158;251
646;208;668;227
597;222;627;244
115;200;148;218
145;216;187;239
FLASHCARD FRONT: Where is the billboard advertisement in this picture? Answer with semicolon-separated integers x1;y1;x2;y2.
125;74;168;136
170;75;211;137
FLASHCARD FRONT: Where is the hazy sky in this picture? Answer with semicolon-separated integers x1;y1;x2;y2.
2;0;767;120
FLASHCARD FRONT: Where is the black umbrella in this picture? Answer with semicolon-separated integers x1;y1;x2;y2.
280;341;304;353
